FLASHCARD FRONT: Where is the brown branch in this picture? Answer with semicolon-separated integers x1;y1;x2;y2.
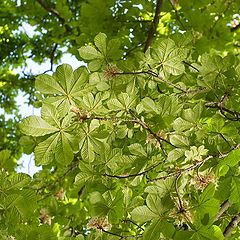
103;160;163;179
182;61;199;72
215;200;231;221
144;0;163;52
168;0;186;31
73;109;174;154
205;102;240;121
148;156;213;182
36;0;72;33
43;43;58;74
101;228;142;239
175;173;184;211
116;70;188;93
128;109;174;150
223;214;240;238
123;219;144;231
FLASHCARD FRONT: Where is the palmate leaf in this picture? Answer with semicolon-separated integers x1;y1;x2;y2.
194;184;219;223
36;64;89;116
79;119;106;162
78;32;122;71
107;92;136;112
75;162;96;187
151;38;185;76
20;116;59;137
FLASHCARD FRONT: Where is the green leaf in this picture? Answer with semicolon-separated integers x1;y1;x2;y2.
141;97;159;113
169;134;189;147
143;219;162;240
172;117;194;131
131;206;158;224
0;149;12;168
7;173;31;190
19;136;36;154
55;64;74;93
78;46;102;60
152;39;185;75
146;194;165;215
34;133;60;165
71;66;89;95
218;149;240;168
94;32;107;55
55;132;74;165
35;74;64;94
20;116;59;136
229;176;240;205
128;143;147;157
41;103;60;128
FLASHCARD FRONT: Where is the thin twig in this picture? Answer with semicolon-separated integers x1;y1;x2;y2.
144;0;164;52
103;160;163;179
205;102;240;121
175;173;184;211
36;0;72;33
102;229;142;239
129;109;174;150
123;219;144;231
148;156;213;182
182;61;199;72
168;0;186;30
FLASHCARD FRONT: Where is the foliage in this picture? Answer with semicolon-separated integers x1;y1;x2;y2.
1;0;240;239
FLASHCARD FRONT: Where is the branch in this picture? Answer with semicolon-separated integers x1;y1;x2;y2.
168;0;186;31
129;109;174;151
223;214;240;238
205;102;240;121
182;61;199;72
102;229;142;239
43;43;58;74
144;0;163;52
36;0;72;33
148;156;213;182
215;200;231;221
123;219;144;231
175;173;184;212
103;160;163;179
72;108;174;155
116;70;187;93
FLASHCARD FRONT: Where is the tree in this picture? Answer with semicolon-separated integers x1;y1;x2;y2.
1;0;240;239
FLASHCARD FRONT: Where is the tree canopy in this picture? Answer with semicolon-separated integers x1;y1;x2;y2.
1;0;240;239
